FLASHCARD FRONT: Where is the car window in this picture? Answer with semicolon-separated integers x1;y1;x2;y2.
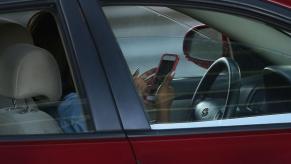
103;6;291;130
0;10;95;135
104;6;208;78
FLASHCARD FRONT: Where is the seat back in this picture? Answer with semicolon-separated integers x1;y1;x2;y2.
0;19;34;110
0;43;63;134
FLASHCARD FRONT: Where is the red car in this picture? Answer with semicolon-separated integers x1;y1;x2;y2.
0;0;290;163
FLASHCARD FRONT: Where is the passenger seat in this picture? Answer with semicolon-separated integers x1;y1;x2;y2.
0;19;33;109
0;43;63;134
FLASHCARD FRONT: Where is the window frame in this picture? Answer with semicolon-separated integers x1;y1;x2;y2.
94;0;291;136
0;0;125;141
56;0;123;132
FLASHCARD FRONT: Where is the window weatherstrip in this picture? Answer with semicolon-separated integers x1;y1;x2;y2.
151;113;291;130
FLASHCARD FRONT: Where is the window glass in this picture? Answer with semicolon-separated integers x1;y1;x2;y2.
103;6;291;129
104;6;207;78
0;10;95;135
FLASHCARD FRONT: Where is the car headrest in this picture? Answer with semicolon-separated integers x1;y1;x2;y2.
0;44;62;101
0;19;33;53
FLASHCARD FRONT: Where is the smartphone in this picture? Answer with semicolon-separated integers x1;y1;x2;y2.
150;54;179;93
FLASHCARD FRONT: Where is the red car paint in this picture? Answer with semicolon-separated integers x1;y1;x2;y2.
268;0;291;8
131;129;291;164
0;139;136;164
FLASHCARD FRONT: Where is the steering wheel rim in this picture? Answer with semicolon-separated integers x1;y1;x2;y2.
192;57;241;120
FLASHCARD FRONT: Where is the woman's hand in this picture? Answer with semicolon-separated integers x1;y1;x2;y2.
133;68;156;96
133;69;175;123
155;72;175;122
133;73;147;97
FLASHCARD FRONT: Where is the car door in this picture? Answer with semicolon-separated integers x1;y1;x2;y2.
0;0;135;163
82;0;291;164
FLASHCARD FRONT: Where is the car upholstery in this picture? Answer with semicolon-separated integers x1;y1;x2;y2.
0;43;62;134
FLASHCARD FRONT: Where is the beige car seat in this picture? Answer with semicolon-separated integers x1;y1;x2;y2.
0;43;63;134
0;19;34;109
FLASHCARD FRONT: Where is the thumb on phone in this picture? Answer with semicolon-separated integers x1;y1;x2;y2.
162;71;175;86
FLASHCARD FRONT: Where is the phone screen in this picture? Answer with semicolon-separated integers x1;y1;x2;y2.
155;60;175;87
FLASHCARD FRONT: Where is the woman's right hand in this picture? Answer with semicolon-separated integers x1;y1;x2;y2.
156;72;175;109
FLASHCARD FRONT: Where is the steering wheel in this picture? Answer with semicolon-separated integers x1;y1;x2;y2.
192;57;241;121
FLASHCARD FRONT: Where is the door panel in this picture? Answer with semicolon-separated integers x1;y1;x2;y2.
91;0;291;164
0;1;135;164
130;130;291;164
0;139;135;164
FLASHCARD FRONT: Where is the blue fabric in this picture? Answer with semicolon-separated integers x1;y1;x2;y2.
57;92;88;133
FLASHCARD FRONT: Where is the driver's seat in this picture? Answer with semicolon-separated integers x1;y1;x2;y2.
0;43;63;134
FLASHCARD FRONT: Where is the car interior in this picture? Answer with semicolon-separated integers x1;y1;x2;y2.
104;6;291;125
173;8;291;123
0;10;91;135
